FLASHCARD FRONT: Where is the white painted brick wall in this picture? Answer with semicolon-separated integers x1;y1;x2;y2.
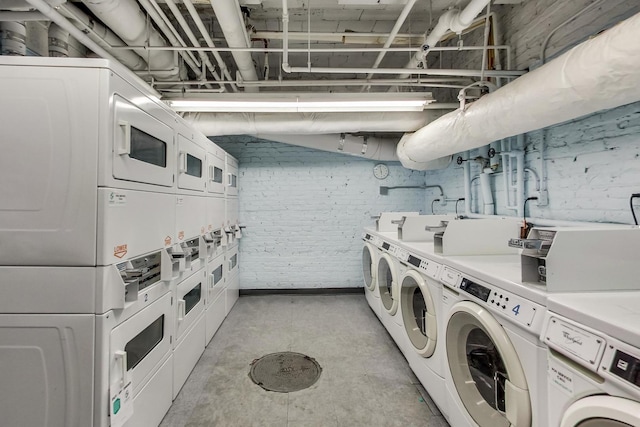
423;2;640;225
215;137;427;289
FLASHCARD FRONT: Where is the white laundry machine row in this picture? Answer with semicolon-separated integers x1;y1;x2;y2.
542;292;640;427
439;264;548;427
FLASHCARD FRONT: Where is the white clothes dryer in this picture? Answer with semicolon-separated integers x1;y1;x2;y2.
543;292;640;427
441;266;547;427
398;251;449;418
362;232;382;319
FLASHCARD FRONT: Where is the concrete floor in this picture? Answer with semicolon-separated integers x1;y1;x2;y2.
160;293;449;427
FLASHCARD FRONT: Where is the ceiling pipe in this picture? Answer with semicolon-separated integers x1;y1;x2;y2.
0;12;46;21
393;0;491;87
182;0;238;91
0;21;26;56
135;0;204;78
361;0;417;91
209;0;259;92
184;110;450;136
58;3;147;70
397;11;640;169
81;0;182;79
162;0;222;89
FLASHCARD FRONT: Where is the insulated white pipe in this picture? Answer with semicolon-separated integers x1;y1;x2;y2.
479;171;494;214
59;3;146;70
185;111;448;136
48;23;69;57
260;134;399;161
0;12;46;21
210;0;259;90
515;150;524;218
398;11;640;168
81;0;179;78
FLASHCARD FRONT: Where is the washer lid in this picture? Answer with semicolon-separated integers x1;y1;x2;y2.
446;301;531;427
561;395;640;427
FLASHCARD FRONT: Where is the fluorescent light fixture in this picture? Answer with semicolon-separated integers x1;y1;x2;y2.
166;93;434;113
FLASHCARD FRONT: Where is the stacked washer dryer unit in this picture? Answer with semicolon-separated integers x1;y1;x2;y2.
203;143;228;344
170;123;209;399
224;154;241;315
0;57;181;427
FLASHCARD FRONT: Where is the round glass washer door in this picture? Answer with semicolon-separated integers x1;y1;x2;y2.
400;270;437;357
561;395;640;427
362;243;377;292
446;301;531;427
377;253;399;315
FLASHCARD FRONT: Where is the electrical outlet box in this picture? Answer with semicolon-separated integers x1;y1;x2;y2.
537;190;549;206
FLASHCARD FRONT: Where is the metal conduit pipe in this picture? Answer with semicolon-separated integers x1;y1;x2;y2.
209;0;259;91
397;11;640;169
361;0;417;91
0;12;46;21
58;3;147;70
81;0;181;79
182;0;237;91
48;23;69;57
162;0;222;89
135;0;202;77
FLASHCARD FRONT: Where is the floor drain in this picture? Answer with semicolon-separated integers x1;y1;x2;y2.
249;352;322;393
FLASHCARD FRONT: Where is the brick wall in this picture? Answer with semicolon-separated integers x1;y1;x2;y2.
215;137;426;289
422;1;640;225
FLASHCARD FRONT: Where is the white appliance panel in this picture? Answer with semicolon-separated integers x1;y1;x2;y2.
109;292;173;398
173;313;205;398
176;195;208;242
206;292;227;345
175;269;206;343
97;188;175;266
176;133;206;193
226;155;238;197
123;354;173;427
0;313;95;427
0;66;99;266
206;253;226;307
206;148;226;195
226;273;240;315
112;95;175;188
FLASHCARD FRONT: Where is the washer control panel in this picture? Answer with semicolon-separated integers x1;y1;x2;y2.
406;253;441;281
362;233;384;249
449;274;538;329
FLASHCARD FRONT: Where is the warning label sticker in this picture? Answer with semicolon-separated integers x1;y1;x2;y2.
108;192;127;207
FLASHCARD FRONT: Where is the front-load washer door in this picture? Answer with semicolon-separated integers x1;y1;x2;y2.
446;301;531;427
176;269;205;342
362;243;377;292
561;395;640;427
400;270;437;357
377;253;399;315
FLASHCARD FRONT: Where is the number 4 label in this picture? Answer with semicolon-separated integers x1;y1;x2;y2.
512;304;520;316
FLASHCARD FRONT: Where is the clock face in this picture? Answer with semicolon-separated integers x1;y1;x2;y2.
373;163;389;179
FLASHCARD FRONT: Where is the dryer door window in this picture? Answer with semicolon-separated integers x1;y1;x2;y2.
125;315;164;371
446;302;531;427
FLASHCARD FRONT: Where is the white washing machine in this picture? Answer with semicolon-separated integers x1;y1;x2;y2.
441;265;547;427
362;231;382;319
376;241;409;353
542;292;640;427
398;250;449;418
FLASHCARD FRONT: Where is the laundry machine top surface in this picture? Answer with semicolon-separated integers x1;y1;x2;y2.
547;292;640;349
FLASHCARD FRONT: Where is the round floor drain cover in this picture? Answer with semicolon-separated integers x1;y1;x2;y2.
249;352;322;393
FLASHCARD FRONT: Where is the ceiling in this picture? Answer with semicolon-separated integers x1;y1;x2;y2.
3;0;525;104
